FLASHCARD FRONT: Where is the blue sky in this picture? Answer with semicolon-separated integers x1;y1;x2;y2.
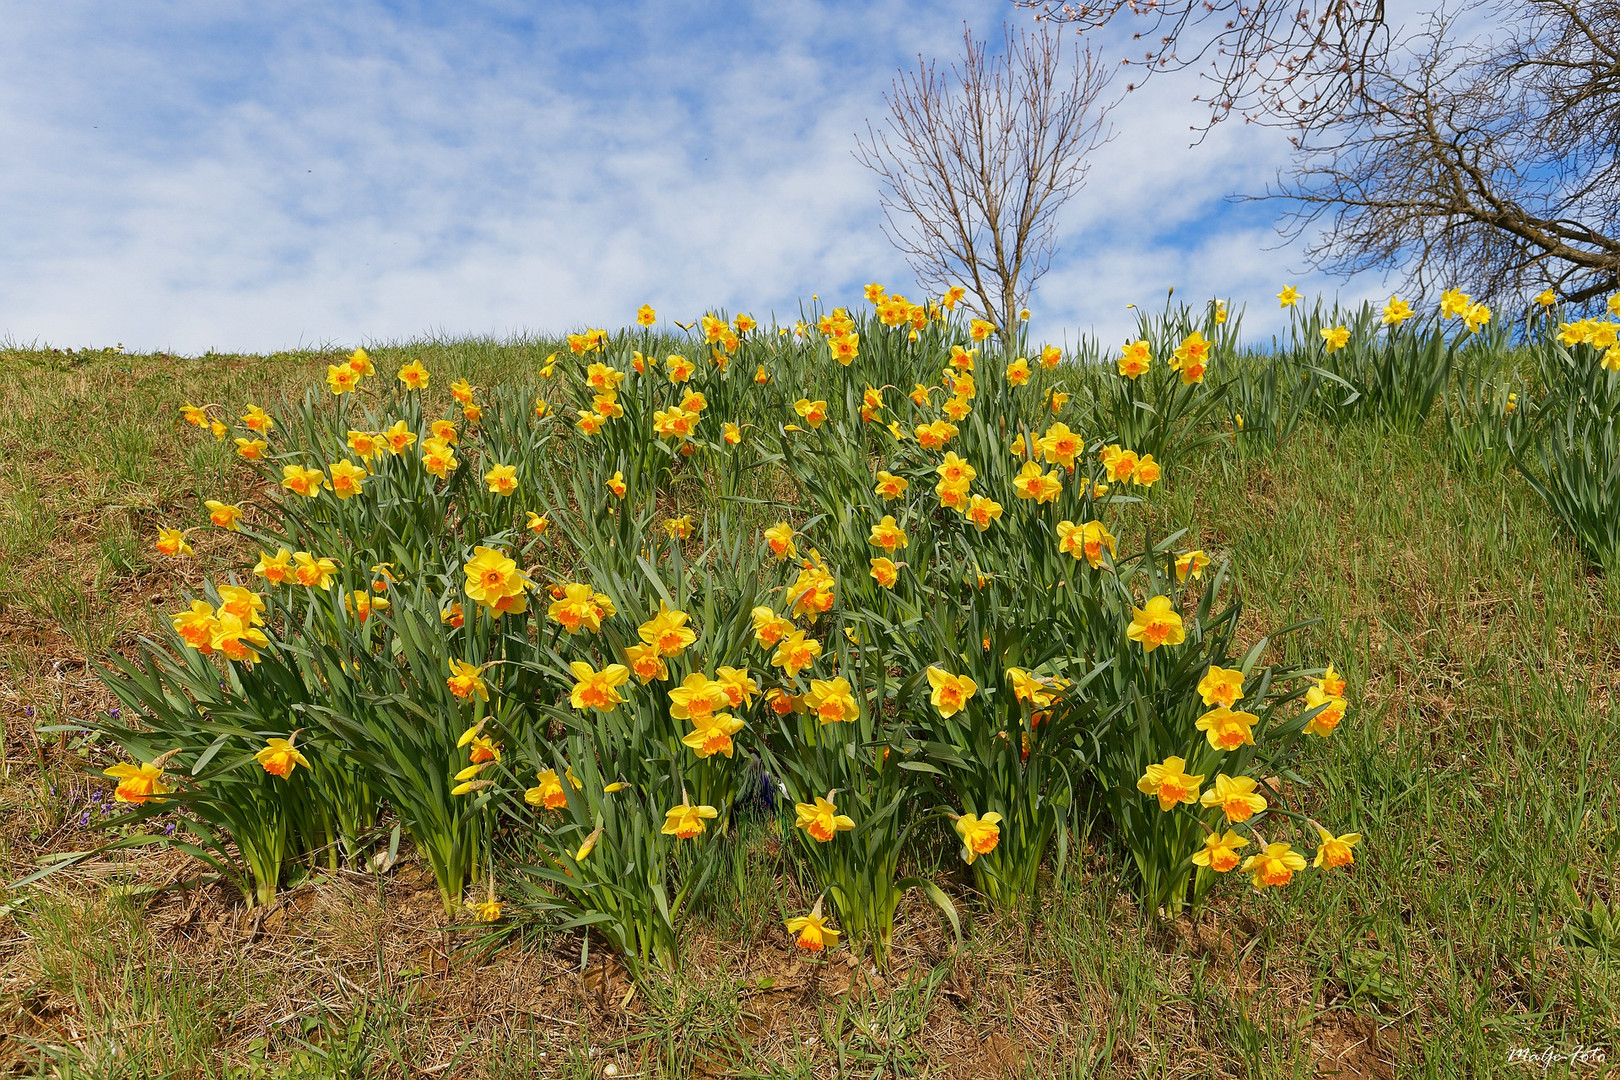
0;1;1398;354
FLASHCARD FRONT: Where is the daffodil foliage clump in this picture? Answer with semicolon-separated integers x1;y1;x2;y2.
84;288;1368;974
1230;284;1620;572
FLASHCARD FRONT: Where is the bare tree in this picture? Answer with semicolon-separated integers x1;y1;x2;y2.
1275;1;1620;304
854;26;1112;341
1014;0;1392;132
1017;0;1619;305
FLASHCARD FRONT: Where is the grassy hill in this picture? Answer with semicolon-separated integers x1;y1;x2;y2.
1;328;1616;1079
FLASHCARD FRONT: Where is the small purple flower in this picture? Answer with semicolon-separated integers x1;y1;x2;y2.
164;822;177;836
109;707;121;718
79;812;91;826
24;706;34;718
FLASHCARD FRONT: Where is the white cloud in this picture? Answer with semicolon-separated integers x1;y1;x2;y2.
0;0;1386;354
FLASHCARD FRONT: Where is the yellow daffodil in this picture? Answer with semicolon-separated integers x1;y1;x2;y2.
662;796;718;840
381;419;416;455
764;522;797;561
793;398;828;428
772;631;822;677
569;661;630;713
155;527;193;557
345;589;387;622
328;459;367;499
172;600;219;653
1176;549;1210;582
421;437;458;478
211;611;270;665
1037;422;1081;469
870;556;899;588
1013;461;1062;503
484;463;518;496
785;898;840;951
1100;444;1138;483
1196;706;1258;751
1200;773;1268;822
638;600;695;657
668;672;728;722
1118;339;1151;379
293;551;340;590
751;606;792;648
682;712;746;758
1315;323;1354;352
1137;756;1203;810
255;733;310;778
543;581;611;633
1191;829;1248;872
525;768;568;810
964;494;1002;531
795;794;854;842
1242;841;1307;888
786;560;835;618
240;404;274;434
954;811;1002;864
1056;519;1114;568
1197;665;1245;707
465;546;531;616
1303;685;1346;736
926;666;977;718
922;420;961;449
280;463;326;497
1127;596;1185;652
804;676;858;725
446;660;490;702
935;476;970;511
1314;663;1347;697
326;364;360;394
217;585;265;626
624;642;669;683
1007;667;1066;709
936;451;975;484
868;514;908;552
713;666;758;709
1132;454;1161;486
104;758;173;804
397;360;430;389
1312;824;1361;869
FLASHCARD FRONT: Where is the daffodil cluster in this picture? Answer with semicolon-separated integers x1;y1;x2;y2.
97;285;1394;967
